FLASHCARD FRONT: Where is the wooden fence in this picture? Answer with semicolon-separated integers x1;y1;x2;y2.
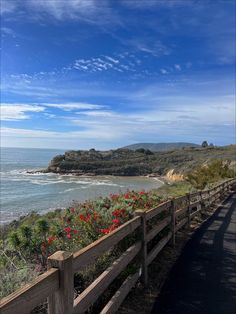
1;178;235;314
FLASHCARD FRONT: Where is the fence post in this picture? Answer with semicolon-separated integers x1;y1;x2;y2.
223;182;227;197
170;200;176;246
47;251;74;314
227;181;230;193
135;210;148;287
198;191;202;211
186;193;191;228
208;189;211;206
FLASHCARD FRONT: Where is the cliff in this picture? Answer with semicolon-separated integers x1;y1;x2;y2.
45;145;236;177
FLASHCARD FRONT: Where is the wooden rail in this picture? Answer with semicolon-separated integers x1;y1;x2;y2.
1;178;235;314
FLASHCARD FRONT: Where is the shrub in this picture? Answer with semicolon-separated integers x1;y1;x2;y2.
186;159;234;189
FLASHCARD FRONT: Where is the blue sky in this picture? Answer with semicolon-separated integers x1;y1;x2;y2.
1;0;235;149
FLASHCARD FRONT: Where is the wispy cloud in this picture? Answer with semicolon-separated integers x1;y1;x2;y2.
133;40;171;57
0;102;107;121
1;0;17;14
1;0;121;26
1;104;45;121
43;102;106;111
1;27;16;37
174;64;181;71
2;96;234;149
160;69;168;75
72;54;136;73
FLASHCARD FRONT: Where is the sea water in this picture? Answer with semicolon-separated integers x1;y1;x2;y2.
0;147;163;224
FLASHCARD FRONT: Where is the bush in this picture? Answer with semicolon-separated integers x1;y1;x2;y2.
186;159;234;189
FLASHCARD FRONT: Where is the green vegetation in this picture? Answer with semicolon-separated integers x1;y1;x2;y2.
186;160;235;190
0;190;163;298
46;145;236;177
153;181;192;198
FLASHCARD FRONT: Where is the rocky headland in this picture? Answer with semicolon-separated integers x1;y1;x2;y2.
44;145;236;180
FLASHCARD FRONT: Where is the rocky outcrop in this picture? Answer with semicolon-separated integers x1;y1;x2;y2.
165;169;185;182
44;146;236;177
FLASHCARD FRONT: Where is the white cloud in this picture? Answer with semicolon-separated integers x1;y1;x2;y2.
1;0;17;14
0;104;45;121
174;64;181;71
76;110;116;117
43;102;106;111
1;94;235;149
1;27;16;37
160;69;168;74
104;56;119;64
1;0;120;26
0;102;107;121
73;55;135;73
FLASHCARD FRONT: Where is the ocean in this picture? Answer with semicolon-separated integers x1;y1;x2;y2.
0;147;163;224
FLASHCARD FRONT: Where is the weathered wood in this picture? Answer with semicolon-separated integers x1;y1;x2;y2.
146;201;172;221
100;271;140;314
73;242;141;313
189;200;200;209
0;268;59;314
174;195;187;205
211;191;221;201
190;208;201;219
186;193;191;227
48;251;74;314
147;232;172;266
135;210;148;286
175;207;188;218
146;217;171;243
73;216;141;273
197;191;202;211
176;218;188;232
190;191;200;198
170;200;176;246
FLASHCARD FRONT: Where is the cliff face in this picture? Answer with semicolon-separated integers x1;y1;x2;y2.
45;146;236;177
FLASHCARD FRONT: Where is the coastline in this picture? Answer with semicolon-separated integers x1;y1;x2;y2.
1;174;165;226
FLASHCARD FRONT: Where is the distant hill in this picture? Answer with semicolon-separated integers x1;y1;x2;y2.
123;142;200;152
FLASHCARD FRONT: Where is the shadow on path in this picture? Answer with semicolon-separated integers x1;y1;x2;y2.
151;194;236;314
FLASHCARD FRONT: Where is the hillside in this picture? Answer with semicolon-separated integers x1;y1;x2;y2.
45;145;236;177
123;142;200;151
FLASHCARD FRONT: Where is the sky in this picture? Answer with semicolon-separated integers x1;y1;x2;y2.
1;0;235;150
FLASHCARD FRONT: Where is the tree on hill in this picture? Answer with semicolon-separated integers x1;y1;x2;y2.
201;140;208;148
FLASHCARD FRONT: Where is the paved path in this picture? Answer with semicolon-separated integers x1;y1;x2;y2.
151;194;236;314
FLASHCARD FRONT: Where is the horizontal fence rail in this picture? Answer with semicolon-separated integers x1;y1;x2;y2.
1;178;235;314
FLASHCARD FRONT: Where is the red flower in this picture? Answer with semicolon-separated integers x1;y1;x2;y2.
139;191;146;195
72;229;79;233
112;209;126;217
124;192;131;199
47;236;56;245
112;219;120;225
70;207;75;213
110;194;119;201
79;214;91;222
100;229;110;234
67;233;72;239
64;227;72;233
